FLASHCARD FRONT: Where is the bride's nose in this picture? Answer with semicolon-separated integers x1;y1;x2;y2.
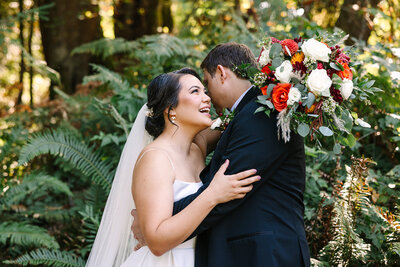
202;93;211;104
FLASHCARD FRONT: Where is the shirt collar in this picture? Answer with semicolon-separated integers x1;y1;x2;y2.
230;85;253;112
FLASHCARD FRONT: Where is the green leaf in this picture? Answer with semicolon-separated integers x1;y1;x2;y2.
255;106;266;114
306;92;316;108
1;172;72;206
271;57;284;69
257;95;268;101
266;84;275;98
333;143;341;154
4;248;85;267
0;222;59;249
19;129;114;192
365;80;375;88
265;100;274;109
297;123;310;137
342;110;353;131
269;43;282;58
319;126;333;136
331;61;344;71
339;134;356;148
329;62;341;71
264;109;271;117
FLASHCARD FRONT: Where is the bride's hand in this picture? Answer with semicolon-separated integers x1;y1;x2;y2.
207;159;260;204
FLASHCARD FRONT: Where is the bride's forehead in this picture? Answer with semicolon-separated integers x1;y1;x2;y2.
179;75;202;87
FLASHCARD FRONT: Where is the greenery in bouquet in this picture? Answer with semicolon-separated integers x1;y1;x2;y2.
242;35;382;153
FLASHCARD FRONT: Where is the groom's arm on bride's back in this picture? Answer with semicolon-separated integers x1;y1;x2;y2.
173;105;292;238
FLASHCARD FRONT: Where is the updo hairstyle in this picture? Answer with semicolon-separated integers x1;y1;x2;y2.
145;68;201;138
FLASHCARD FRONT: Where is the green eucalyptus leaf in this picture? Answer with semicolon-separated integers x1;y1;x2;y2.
329;62;341;71
266;84;275;98
255;106;266;114
333;143;341;154
271;57;284;69
265;100;274;109
297;123;310;137
319;126;333;136
269;43;282;58
307;92;315;108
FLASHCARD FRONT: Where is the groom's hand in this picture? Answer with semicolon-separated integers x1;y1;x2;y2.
131;209;147;250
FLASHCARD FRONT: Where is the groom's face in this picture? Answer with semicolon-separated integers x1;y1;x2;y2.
203;70;224;113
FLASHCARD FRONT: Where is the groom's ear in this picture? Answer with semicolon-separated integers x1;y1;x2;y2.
216;65;227;84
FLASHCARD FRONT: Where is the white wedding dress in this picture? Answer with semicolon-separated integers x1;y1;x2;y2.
121;180;202;267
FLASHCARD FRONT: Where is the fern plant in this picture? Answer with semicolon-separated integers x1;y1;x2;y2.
3;248;85;267
1;172;72;206
71;37;141;59
78;205;100;255
0;222;59;249
18;129;114;192
320;157;375;266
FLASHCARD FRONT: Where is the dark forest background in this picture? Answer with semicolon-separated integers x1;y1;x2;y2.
0;0;399;266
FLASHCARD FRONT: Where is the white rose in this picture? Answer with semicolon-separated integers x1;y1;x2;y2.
339;78;353;100
287;87;301;106
258;48;271;66
306;69;332;97
301;38;331;62
210;118;222;130
274;60;293;83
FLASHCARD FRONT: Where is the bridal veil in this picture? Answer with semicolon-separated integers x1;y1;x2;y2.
86;104;153;267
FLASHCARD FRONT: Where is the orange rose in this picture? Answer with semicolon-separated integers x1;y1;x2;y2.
260;85;268;95
337;59;353;80
271;83;291;112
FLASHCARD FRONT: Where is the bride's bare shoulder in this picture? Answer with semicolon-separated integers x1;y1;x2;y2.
133;145;175;182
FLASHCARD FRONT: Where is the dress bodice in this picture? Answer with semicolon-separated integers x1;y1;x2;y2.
172;180;203;249
173;180;203;201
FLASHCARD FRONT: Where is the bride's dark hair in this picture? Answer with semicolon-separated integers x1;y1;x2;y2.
145;68;201;138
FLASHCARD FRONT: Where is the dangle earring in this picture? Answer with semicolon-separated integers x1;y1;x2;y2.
171;115;176;123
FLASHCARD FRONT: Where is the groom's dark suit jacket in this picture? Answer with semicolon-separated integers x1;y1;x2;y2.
173;87;311;267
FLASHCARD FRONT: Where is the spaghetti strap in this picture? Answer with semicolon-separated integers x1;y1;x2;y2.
135;148;176;172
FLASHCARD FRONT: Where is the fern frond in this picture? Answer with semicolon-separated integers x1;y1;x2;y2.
18;129;114;192
0;222;59;249
92;97;130;137
84;64;146;99
3;248;85;267
141;34;190;60
79;205;100;252
1;172;72;206
71;37;140;59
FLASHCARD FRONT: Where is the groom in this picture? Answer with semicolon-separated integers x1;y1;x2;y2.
136;42;311;267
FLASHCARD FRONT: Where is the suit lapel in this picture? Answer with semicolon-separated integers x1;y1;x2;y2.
200;86;261;183
234;86;260;114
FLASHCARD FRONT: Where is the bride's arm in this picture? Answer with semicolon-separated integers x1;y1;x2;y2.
193;126;221;157
132;151;258;256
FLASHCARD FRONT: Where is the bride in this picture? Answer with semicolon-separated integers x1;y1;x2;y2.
86;68;260;267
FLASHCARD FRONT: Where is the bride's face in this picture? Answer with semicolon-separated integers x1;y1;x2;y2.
172;75;212;129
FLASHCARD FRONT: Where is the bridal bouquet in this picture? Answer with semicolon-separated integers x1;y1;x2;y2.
247;36;380;152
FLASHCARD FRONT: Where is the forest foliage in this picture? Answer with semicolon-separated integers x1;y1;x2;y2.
1;0;400;266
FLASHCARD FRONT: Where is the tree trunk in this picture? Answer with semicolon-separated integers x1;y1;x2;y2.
335;0;380;44
114;0;170;40
28;11;34;108
162;0;173;32
16;0;25;105
37;0;102;95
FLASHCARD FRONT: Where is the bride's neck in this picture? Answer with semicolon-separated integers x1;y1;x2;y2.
158;125;197;155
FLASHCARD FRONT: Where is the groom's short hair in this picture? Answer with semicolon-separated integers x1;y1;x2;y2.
201;42;257;79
